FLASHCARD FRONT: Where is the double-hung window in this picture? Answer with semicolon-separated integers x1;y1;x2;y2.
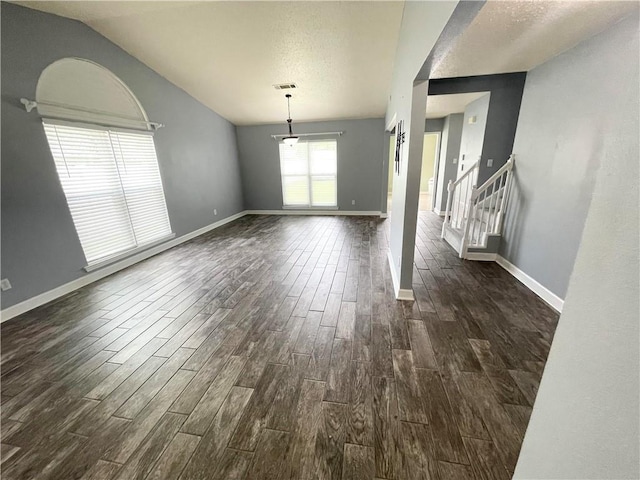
279;140;337;208
43;121;172;269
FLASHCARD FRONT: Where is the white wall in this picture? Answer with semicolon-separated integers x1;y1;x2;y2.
514;12;639;479
385;1;458;293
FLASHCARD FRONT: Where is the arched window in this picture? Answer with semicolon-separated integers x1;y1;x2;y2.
36;58;172;270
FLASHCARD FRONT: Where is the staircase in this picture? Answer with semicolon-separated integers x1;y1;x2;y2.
442;155;515;260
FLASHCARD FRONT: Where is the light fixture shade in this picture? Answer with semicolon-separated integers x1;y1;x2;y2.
282;94;298;146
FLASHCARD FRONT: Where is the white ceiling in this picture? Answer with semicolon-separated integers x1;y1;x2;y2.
14;1;639;125
431;0;639;78
426;92;488;119
15;1;404;125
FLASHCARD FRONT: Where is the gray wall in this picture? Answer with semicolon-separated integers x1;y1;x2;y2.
434;113;463;212
501;11;639;299
236;119;386;212
425;117;444;133
1;3;244;309
428;73;527;185
514;14;639;477
381;132;393;214
459;93;490;168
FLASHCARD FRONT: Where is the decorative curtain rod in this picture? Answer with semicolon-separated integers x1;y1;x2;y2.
20;98;164;130
271;131;344;140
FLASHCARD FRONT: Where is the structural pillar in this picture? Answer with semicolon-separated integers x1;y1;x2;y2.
387;80;428;300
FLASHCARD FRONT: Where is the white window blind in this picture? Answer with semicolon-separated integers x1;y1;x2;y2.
279;140;337;208
43;122;172;266
110;131;172;245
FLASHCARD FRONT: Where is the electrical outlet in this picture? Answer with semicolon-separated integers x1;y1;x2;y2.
453;157;458;164
1;279;12;291
214;209;218;215
487;158;494;167
352;200;356;205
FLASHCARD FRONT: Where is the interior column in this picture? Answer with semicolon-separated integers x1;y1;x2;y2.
387;80;428;299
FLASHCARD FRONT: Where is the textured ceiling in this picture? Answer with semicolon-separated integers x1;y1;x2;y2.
426;92;488;119
431;0;639;78
15;1;404;125
14;1;638;125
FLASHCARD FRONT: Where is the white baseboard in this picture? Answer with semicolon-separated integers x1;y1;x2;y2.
465;252;497;261
386;249;414;301
380;212;388;219
496;255;564;313
433;208;445;216
0;211;248;323
246;210;382;216
397;288;415;301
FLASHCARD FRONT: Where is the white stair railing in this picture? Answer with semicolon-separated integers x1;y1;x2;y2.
441;158;480;237
442;155;515;258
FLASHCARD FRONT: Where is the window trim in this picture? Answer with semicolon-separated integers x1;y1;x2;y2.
279;139;338;209
282;205;339;211
83;232;175;272
43;117;155;136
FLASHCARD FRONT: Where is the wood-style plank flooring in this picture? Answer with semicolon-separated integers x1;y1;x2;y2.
0;212;559;479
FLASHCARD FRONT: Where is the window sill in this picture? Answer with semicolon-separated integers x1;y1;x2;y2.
282;205;338;210
84;233;176;272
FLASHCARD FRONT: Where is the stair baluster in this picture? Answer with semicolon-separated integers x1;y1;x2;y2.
441;154;515;259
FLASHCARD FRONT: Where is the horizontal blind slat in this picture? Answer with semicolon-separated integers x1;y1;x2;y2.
110;131;172;245
44;122;136;264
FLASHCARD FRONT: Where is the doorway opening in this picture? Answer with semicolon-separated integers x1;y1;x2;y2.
387;132;439;213
386;90;490;216
419;133;439;211
425;91;491;216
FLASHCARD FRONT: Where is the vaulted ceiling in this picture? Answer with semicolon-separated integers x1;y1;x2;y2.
14;1;639;125
14;1;404;125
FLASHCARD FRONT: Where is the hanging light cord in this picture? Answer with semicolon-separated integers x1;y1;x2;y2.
286;94;293;136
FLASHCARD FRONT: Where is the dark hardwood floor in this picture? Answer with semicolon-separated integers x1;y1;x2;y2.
0;212;559;480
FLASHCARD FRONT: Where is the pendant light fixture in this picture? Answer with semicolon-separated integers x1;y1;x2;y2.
282;93;299;146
